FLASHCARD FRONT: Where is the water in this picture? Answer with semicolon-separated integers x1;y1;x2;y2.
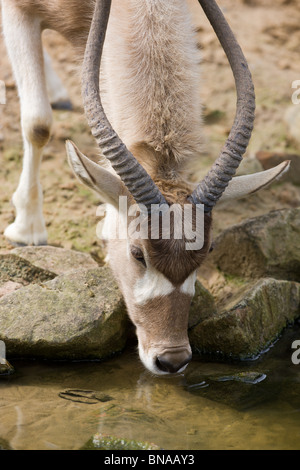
0;324;299;450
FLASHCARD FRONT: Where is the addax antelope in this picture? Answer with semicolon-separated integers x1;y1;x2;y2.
2;0;289;374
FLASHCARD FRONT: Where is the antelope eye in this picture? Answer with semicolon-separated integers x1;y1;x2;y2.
130;246;146;267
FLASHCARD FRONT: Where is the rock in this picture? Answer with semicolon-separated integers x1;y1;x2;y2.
0;246;99;301
0;438;13;450
210;208;300;281
0;246;217;362
189;278;300;360
184;367;279;411
190;209;300;359
81;434;160;450
0;281;23;298
0;253;56;286
0;360;14;376
188;281;217;328
211;371;267;384
0;267;129;360
11;245;98;276
1;244;298;364
256;151;300;185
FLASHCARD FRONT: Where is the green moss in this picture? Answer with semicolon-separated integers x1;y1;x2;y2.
0;254;56;285
223;273;246;287
188;281;217;329
0;438;13;450
190;278;300;360
81;434;160;450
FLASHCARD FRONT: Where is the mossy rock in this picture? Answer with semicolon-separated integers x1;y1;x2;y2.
81;434;160;450
188;280;217;328
0;438;13;450
189;278;300;360
185;368;279;411
0;253;56;286
11;245;98;276
0;360;14;377
211;208;300;281
0;267;129;360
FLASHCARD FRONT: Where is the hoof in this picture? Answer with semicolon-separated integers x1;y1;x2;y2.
4;223;48;247
7;241;28;248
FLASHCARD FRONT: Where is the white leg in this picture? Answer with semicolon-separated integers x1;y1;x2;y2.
43;50;72;110
2;4;52;245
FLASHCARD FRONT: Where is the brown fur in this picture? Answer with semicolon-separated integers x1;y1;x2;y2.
146;211;212;285
132;291;193;347
30;125;51;147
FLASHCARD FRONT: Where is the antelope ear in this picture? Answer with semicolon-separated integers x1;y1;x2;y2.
66;140;126;207
218;160;291;203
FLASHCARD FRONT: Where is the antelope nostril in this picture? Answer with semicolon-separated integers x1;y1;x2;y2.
156;356;171;373
156;352;192;374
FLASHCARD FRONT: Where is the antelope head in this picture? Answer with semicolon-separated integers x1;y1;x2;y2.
67;0;290;375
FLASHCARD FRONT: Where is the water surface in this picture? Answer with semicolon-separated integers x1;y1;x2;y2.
0;325;299;450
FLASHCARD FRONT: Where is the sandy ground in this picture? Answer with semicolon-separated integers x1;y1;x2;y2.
0;0;299;260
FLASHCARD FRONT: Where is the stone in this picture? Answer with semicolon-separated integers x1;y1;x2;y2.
0;360;14;376
0;439;13;450
188;280;217;328
210;208;300;281
185;367;279;411
0;281;23;299
0;267;129;360
81;434;160;450
11;245;98;276
0;253;56;286
1;243;299;364
189;278;300;360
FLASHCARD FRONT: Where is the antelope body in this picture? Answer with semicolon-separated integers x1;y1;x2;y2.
1;0;289;375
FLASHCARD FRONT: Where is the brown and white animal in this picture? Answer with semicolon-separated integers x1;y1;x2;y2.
2;0;289;374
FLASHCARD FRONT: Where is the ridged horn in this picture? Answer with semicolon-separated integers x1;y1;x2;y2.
82;0;167;209
189;0;256;211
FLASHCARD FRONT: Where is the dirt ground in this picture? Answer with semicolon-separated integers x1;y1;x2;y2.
0;0;300;262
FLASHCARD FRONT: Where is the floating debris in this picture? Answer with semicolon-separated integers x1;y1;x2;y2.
212;371;267;385
59;389;114;405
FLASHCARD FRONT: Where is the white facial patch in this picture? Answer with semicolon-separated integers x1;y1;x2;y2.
180;270;197;296
133;266;175;305
133;266;197;305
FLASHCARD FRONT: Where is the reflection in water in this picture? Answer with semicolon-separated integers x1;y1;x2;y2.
10;406;23;450
0;324;299;450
